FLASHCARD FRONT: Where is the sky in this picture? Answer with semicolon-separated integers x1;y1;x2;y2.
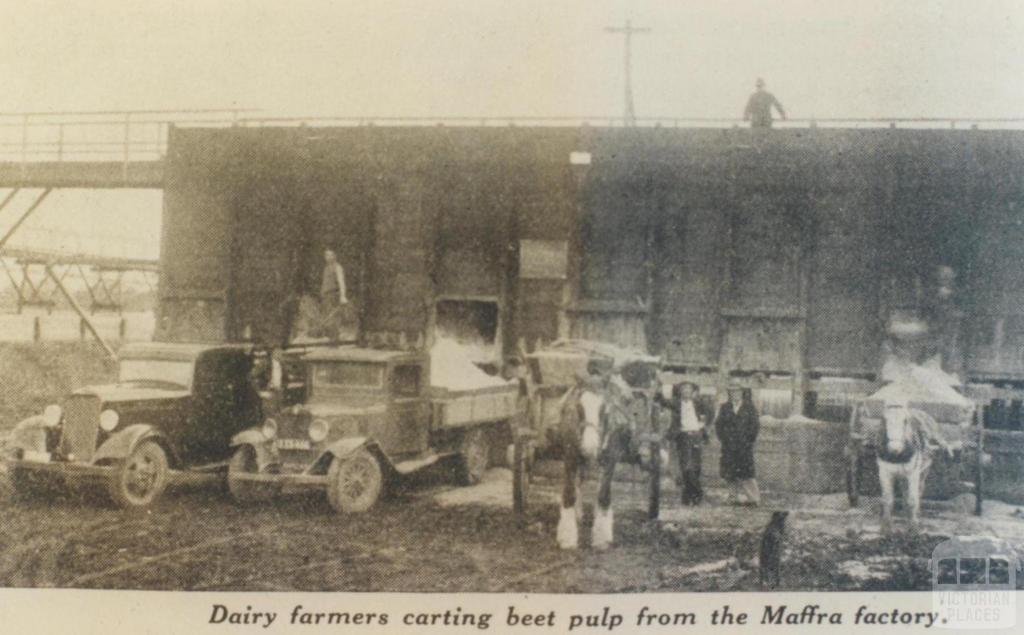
1;0;1023;259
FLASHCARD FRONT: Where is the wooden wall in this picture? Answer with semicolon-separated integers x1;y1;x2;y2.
162;126;1024;386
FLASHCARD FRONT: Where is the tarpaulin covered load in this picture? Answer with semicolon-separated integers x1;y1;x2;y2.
862;363;974;425
852;363;976;499
526;339;660;387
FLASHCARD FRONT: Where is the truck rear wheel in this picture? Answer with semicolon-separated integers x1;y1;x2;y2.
227;445;278;505
457;427;490;486
327;448;383;513
107;440;169;509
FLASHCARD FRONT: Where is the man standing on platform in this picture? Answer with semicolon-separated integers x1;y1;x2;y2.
656;381;713;505
320;249;349;342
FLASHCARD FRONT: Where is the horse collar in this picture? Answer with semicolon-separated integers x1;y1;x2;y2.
877;423;917;464
877;444;915;464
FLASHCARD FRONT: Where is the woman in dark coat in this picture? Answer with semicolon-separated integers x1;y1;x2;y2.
714;382;761;506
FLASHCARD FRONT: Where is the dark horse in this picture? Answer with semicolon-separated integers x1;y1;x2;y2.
556;361;657;550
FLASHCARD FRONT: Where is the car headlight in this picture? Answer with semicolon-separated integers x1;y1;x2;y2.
42;404;62;427
261;418;278;439
308;419;329;443
99;409;120;432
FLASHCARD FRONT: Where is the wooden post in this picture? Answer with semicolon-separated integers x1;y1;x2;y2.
20;114;28;167
974;407;984;516
33;315;41;343
122;112;131;183
513;435;527;516
846;404;861;507
648;438;661;520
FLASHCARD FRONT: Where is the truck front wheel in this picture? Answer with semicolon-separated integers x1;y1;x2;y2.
227;445;278;505
327;448;383;513
457;427;490;486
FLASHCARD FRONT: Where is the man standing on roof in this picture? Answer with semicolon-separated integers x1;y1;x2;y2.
744;78;787;128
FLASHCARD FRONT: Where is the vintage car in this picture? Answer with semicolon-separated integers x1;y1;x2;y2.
5;342;262;508
226;346;522;513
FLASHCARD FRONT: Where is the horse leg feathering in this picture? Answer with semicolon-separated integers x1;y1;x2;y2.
557;504;579;549
581;424;601;462
877;459;897;533
907;480;921;532
574;482;584;524
592;505;614;550
559;433;581;549
906;455;927;532
592;427;624;550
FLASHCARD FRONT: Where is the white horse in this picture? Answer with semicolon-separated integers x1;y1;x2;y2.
875;399;954;532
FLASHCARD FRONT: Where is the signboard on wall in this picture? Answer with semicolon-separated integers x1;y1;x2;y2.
519;239;568;279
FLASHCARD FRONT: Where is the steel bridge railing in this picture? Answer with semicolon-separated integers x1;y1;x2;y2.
3;109;1024;167
233;115;1024;130
0;109;254;165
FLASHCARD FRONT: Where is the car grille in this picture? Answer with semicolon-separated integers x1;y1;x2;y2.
59;395;102;461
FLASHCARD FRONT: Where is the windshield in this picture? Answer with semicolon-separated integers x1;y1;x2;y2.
119;359;194;388
312;362;384;390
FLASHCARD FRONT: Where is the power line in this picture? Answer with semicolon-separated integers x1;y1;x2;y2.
605;19;651;126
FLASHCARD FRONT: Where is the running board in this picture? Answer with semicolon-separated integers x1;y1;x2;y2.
393;453;448;475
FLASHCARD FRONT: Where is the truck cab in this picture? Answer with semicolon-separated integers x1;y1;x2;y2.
276;347;432;462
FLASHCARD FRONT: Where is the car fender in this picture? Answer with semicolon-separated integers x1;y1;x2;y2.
93;424;178;466
229;428;278;470
315;436;392;474
8;415;51;454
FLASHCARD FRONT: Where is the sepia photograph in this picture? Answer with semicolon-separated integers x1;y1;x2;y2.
0;0;1022;620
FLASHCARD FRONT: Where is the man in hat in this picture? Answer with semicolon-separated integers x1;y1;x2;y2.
656;380;713;505
744;78;787;129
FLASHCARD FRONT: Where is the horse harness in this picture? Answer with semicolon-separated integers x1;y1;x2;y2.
875;414;928;464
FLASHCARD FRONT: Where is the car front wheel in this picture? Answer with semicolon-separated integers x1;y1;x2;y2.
326;448;383;513
107;440;169;508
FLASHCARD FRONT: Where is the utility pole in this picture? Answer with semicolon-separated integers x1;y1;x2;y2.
605;19;650;126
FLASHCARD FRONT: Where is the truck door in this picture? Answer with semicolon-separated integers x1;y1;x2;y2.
386;363;430;456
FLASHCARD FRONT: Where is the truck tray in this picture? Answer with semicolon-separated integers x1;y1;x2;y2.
430;383;519;427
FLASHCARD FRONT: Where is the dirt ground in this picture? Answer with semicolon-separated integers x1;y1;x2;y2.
1;460;1022;592
1;341;1022;592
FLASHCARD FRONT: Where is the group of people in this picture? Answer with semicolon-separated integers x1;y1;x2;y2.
656;379;762;507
